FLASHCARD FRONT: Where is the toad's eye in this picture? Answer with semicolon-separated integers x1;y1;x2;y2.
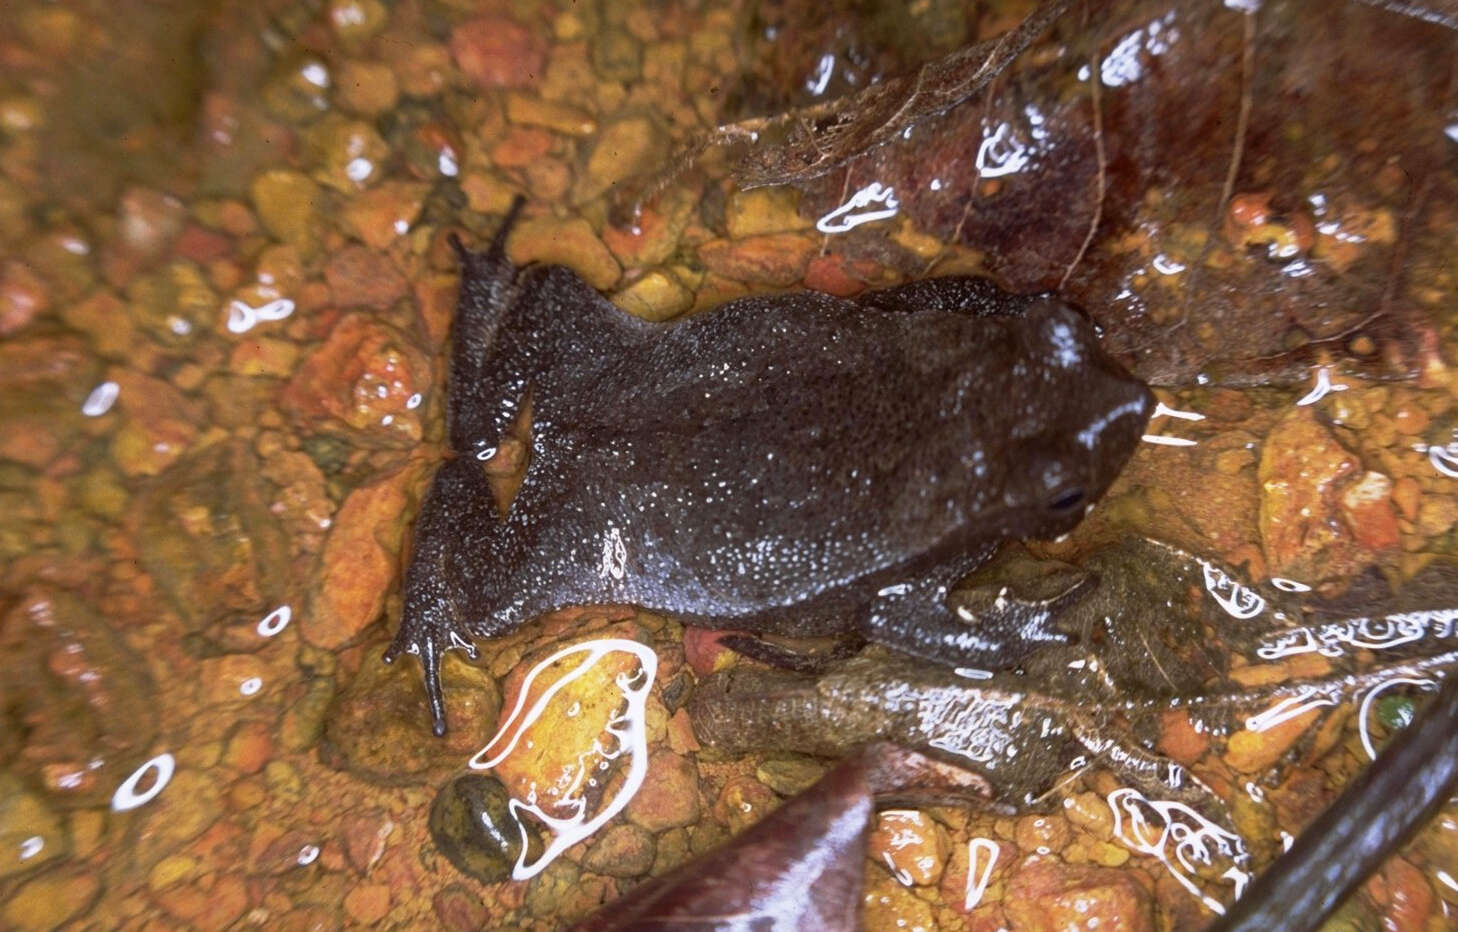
1047;487;1086;514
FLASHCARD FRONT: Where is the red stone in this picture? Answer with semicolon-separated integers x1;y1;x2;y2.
0;260;50;336
804;253;872;297
281;313;430;447
1003;857;1154;932
682;626;745;677
324;245;408;309
304;465;418;649
450;17;543;89
697;233;816;286
173;225;235;264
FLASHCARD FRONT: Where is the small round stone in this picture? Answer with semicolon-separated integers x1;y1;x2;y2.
429;773;542;884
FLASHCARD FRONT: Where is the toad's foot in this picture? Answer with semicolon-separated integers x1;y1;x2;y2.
384;606;480;737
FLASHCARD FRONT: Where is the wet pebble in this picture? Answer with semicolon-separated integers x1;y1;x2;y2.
602;191;694;267
1315;898;1383;932
229;336;300;377
59;292;136;362
593;27;643;83
116;186;186;264
307;115;391;192
1156;708;1211;766
2;864;100;931
156;871;250;930
322;647;499;783
433;883;488;932
261;54;334;122
450;17;544;89
328;0;388;46
582;822;656;878
625;750;701;832
804;253;875;297
575;116;663;203
461;173;522;217
1014;813;1071;857
128;443;289;638
250;170;325;256
870;809;949;886
1;591;158;808
1416;494;1458;537
611;269;692;321
128;770;223;867
725;187;810;238
278;676;335;752
341;808;395;875
1224;702;1323;773
940;835;1015;916
1003;857;1153;932
754;755;826;796
711;775;778;834
1367;856;1433;932
506;216;621;290
335;59;399;117
109;369;201;477
0;260;49;337
304;469;407;647
697;233;817;287
506;92;596;137
863;867;938;932
222;719;273;774
1338;470;1400;551
1416;806;1458;905
246;824;322;876
343;883;392;924
325;245;407;308
281;314;429;445
341;181;429;249
1258;406;1366;578
491;125;555;169
0;773;67;878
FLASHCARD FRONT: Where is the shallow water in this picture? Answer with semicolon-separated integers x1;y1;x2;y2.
2;0;1457;929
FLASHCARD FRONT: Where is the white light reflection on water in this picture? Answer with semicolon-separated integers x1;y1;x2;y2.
112;753;176;812
806;52;835;96
975;122;1029;178
227;297;295;335
1101;11;1180;88
81;381;120;417
1295;366;1347;406
964;837;1000;910
470;638;658;881
1107;787;1250;915
18;835;44;861
816;182;900;234
1244;686;1338;732
257;605;292;638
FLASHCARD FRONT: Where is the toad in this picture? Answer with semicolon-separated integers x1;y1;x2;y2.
387;201;1153;734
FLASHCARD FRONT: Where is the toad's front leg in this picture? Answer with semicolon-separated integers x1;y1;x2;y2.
385;456;495;736
859;546;1089;672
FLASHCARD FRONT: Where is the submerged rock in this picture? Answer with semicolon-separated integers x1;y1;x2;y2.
321;647;499;785
128;442;291;641
281;313;431;448
0;590;158;808
429;773;543;884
